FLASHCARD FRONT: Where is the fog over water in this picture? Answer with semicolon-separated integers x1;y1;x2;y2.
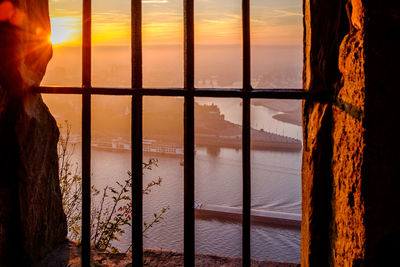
42;45;302;89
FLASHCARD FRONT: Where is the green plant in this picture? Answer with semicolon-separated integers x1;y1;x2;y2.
58;121;81;241
58;121;169;252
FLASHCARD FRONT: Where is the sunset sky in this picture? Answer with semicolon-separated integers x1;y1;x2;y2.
49;0;302;47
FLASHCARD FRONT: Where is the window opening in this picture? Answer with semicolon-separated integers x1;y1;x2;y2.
38;0;313;266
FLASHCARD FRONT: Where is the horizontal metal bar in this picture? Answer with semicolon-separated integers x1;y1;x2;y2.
34;86;325;100
34;87;188;96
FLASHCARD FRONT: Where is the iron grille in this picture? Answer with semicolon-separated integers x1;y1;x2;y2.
34;0;320;266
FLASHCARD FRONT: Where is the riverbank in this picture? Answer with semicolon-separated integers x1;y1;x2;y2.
41;241;300;267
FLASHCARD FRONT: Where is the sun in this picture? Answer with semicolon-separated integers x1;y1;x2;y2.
48;17;80;46
49;29;71;45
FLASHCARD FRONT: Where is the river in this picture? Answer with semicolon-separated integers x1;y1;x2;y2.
64;98;302;263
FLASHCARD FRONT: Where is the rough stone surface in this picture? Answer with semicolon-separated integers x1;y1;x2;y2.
0;0;67;265
40;241;300;267
303;0;400;266
331;3;366;265
302;0;348;265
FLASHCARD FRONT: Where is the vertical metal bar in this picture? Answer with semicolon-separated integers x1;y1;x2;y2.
132;0;142;89
131;0;143;265
184;0;194;89
81;95;91;267
242;0;251;89
242;97;251;267
131;95;143;265
242;0;251;266
82;0;91;266
184;97;195;266
82;0;91;89
184;0;195;266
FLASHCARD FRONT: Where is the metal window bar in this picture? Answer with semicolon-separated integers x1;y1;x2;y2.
36;86;320;99
35;85;314;267
131;0;143;265
184;0;195;266
81;0;91;266
242;0;251;265
31;0;324;266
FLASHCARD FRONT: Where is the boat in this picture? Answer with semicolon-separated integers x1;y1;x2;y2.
143;140;184;157
194;203;301;228
90;138;184;157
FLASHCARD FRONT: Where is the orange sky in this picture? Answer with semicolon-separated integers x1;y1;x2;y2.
49;0;302;47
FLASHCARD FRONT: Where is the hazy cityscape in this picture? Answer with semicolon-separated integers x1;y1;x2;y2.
41;44;303;263
42;45;302;89
43;0;304;263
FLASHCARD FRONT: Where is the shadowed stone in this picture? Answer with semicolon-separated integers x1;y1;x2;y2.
303;0;400;266
0;0;67;265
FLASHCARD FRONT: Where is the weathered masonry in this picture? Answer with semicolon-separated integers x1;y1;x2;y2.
0;0;399;266
302;0;400;266
0;0;67;266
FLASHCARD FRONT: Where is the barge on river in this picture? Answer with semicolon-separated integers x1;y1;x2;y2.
90;138;184;157
194;203;301;229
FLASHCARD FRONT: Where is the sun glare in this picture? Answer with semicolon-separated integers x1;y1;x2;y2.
49;17;80;46
49;29;70;45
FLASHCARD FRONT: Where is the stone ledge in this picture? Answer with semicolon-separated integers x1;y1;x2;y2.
40;241;300;267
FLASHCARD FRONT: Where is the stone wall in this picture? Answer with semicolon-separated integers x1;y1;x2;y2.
0;0;67;265
302;0;400;266
362;2;400;265
302;0;348;265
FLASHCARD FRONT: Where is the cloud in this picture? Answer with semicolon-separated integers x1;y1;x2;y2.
270;9;302;18
143;0;168;3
